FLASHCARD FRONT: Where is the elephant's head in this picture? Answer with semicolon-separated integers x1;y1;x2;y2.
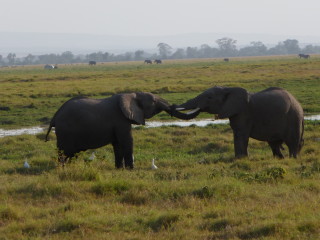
175;86;250;119
119;92;174;125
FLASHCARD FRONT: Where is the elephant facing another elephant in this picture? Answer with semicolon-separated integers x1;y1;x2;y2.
173;86;304;158
45;92;198;168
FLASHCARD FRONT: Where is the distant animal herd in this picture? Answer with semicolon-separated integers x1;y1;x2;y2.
41;54;313;70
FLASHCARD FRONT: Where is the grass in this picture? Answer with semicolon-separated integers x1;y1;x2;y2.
0;56;320;128
0;56;320;239
0;122;319;239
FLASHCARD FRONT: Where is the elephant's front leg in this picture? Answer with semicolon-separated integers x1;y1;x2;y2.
233;130;249;158
112;142;124;168
116;128;134;169
123;134;134;169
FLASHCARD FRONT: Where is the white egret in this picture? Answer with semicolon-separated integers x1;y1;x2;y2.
151;158;158;170
24;160;30;168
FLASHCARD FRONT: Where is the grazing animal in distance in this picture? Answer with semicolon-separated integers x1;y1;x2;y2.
298;54;310;59
144;59;152;64
89;61;97;65
154;59;162;64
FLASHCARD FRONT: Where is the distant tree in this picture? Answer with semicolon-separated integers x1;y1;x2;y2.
268;42;287;55
283;39;300;54
238;41;267;56
302;44;320;54
171;48;186;59
0;54;2;65
157;43;172;59
103;52;110;62
134;50;144;60
216;37;238;57
61;51;74;63
7;53;16;65
199;44;212;58
24;54;35;65
186;47;198;58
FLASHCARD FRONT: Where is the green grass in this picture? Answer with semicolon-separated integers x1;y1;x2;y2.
0;56;320;239
0;56;320;128
0;122;319;239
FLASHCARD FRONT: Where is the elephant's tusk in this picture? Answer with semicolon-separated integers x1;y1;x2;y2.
175;107;186;111
186;108;201;115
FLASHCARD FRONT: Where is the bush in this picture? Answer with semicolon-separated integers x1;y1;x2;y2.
147;213;180;232
91;180;131;196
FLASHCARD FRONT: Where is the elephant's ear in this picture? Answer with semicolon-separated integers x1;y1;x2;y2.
218;87;249;119
119;93;145;125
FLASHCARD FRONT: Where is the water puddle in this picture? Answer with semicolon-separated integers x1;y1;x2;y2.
0;127;46;138
0;115;319;138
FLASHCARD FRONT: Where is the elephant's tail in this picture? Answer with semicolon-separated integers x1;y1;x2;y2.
45;117;55;142
298;119;304;153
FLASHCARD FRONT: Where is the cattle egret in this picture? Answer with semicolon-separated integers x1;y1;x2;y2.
24;160;30;168
89;152;96;161
151;158;158;169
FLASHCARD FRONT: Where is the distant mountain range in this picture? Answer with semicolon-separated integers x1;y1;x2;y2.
1;31;320;56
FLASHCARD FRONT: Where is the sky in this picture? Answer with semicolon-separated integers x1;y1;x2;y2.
1;0;320;37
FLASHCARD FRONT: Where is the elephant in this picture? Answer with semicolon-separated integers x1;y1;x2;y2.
144;60;152;64
45;92;197;168
154;59;162;64
298;54;310;59
173;86;304;158
89;61;97;65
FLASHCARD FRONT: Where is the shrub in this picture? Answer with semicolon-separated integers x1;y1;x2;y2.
91;180;131;196
58;166;100;181
239;224;276;239
147;213;180;232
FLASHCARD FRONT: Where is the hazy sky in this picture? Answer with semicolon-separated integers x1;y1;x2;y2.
1;0;319;37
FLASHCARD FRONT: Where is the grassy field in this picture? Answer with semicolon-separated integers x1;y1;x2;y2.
0;56;320;239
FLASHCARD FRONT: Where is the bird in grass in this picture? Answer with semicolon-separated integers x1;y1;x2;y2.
151;158;158;170
24;160;30;168
88;152;96;161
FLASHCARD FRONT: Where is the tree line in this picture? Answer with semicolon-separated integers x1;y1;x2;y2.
1;38;319;66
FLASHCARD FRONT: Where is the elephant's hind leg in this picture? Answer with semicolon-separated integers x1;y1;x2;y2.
57;150;72;166
268;141;284;158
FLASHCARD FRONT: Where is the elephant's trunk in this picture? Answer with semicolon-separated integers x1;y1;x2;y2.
170;105;200;120
170;96;201;120
176;97;199;111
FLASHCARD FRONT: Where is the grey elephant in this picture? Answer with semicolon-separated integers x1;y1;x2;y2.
173;86;304;158
45;92;196;168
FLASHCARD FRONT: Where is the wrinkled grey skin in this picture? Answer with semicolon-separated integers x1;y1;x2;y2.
175;86;304;158
46;92;197;169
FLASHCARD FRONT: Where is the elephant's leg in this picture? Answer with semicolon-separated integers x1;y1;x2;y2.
112;142;124;168
268;141;284;158
284;128;301;158
285;140;298;158
115;128;134;169
123;136;134;169
233;130;249;158
57;150;72;166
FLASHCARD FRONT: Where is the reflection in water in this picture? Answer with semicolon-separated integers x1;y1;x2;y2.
0;115;319;138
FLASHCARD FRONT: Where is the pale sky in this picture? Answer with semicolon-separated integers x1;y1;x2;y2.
0;0;319;37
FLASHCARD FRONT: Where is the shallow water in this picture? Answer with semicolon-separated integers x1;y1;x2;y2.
0;115;319;138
